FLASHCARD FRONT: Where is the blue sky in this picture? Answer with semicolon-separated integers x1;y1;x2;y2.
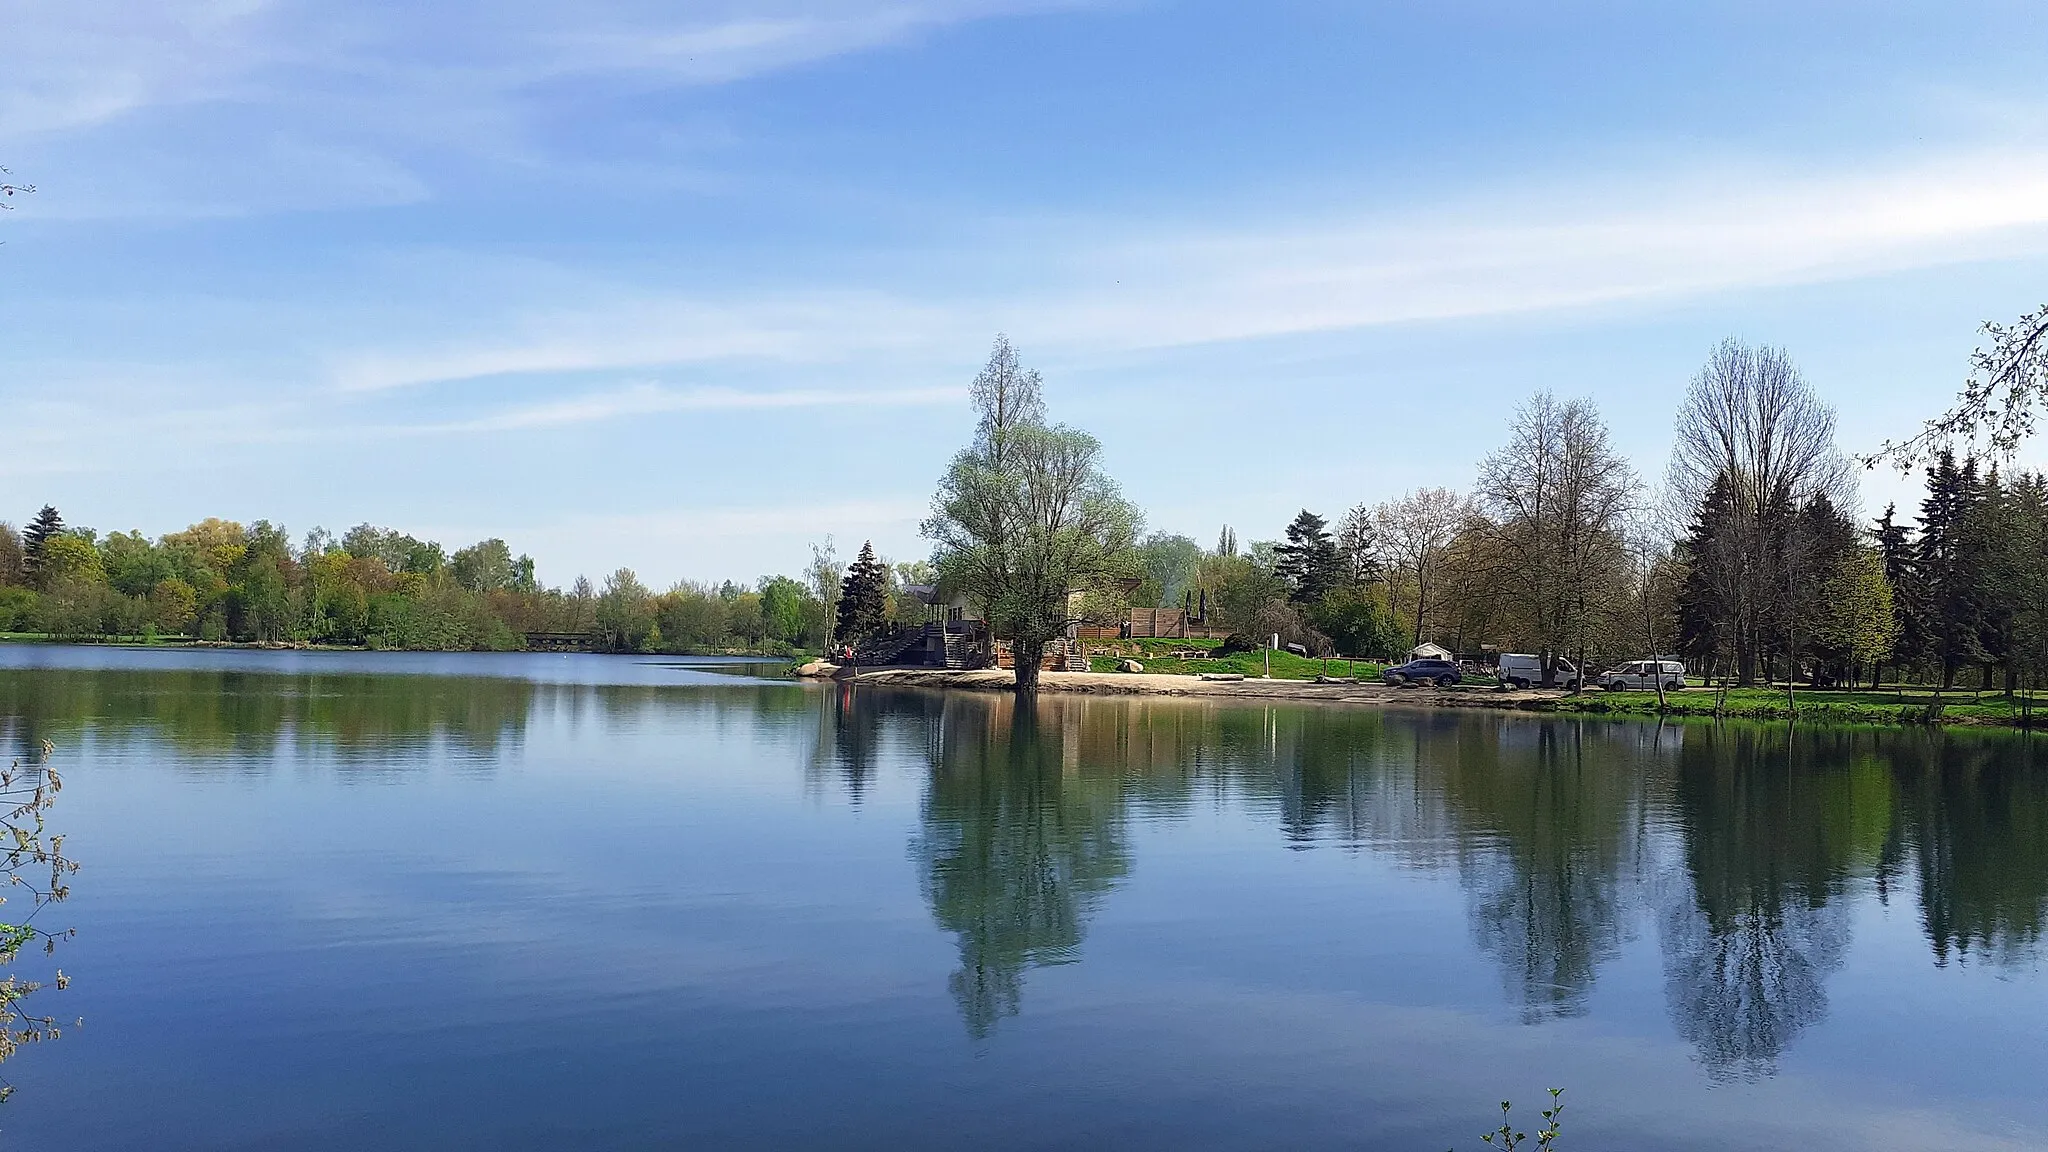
5;0;2047;587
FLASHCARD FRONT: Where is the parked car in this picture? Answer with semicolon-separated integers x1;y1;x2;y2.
1383;658;1461;688
1496;653;1579;690
1598;659;1687;692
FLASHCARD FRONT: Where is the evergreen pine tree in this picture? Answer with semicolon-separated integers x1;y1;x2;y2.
2004;473;2048;695
1872;502;1919;685
1335;504;1383;587
1676;472;1735;671
1917;451;1987;687
834;541;889;645
1789;492;1857;683
21;504;63;574
1973;467;2021;693
1273;510;1343;605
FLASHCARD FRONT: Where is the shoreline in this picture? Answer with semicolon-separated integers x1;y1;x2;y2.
808;664;1592;712
800;664;2039;728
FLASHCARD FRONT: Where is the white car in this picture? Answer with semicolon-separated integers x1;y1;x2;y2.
1599;660;1687;692
1496;653;1579;690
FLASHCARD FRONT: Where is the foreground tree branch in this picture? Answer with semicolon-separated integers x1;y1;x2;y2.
0;740;78;1101
1867;305;2048;468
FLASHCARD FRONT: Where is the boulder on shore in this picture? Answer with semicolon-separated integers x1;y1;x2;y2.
1117;659;1145;673
794;660;838;678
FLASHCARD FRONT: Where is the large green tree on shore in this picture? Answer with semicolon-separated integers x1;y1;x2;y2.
924;337;1142;695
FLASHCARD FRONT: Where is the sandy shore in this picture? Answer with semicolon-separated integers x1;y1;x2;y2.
799;663;1571;712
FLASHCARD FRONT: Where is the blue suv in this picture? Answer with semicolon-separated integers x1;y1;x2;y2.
1383;658;1461;688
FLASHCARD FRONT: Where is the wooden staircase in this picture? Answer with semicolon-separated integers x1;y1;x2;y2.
1062;641;1088;672
844;622;985;669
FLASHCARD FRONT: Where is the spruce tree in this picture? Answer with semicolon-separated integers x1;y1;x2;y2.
1973;467;2020;693
1335;504;1383;587
1273;509;1343;606
2004;473;2048;695
834;541;889;645
1788;492;1856;683
1676;472;1735;672
21;505;62;574
1917;451;1987;687
1872;503;1919;685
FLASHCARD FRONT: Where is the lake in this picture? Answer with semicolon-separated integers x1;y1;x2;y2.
0;645;2043;1150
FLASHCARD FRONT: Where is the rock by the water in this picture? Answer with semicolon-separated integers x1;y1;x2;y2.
1117;659;1145;673
794;660;838;678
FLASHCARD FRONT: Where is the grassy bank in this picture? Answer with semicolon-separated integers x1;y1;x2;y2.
1082;637;1388;681
1552;685;2047;727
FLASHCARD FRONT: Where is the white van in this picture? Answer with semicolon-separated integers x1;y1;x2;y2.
1497;654;1579;690
1598;660;1687;692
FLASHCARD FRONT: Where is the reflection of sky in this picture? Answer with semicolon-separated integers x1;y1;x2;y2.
1;656;2043;1150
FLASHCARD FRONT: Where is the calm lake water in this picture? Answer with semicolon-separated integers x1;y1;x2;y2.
0;645;2044;1150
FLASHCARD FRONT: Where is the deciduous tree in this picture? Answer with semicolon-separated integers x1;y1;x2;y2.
1373;487;1468;648
925;340;1140;694
1471;392;1639;687
1668;340;1851;685
1871;305;2048;465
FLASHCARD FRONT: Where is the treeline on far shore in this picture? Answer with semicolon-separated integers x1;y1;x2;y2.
0;508;905;654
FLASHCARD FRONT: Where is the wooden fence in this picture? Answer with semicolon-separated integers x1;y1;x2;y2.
1124;608;1230;640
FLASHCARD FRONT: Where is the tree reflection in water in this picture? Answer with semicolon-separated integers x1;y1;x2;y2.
807;682;891;802
1441;719;1650;1023
1657;726;1887;1081
1880;735;2048;968
8;657;2043;1077
910;694;1130;1039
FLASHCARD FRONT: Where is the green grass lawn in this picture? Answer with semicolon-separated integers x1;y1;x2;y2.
1086;637;1384;681
1554;684;2047;726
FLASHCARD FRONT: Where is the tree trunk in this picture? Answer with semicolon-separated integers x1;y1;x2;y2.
1013;637;1045;696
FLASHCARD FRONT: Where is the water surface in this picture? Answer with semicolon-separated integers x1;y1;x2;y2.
0;645;2043;1150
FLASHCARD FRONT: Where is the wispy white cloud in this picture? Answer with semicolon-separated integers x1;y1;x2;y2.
0;0;281;138
0;1;1074;140
0;1;1082;220
323;147;2048;390
1027;148;2048;349
412;381;959;432
548;1;1082;85
330;291;962;392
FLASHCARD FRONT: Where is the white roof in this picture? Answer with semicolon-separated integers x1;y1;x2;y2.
1409;642;1453;660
